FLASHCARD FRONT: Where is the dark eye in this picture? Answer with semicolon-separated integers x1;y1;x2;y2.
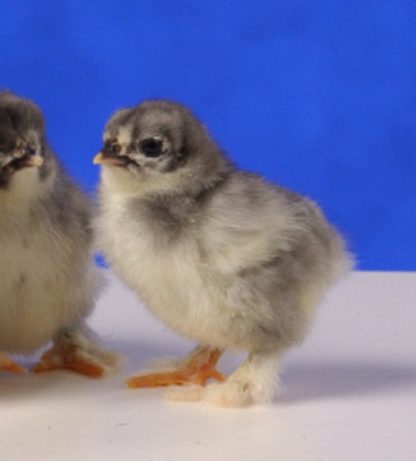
25;145;36;156
139;137;163;157
104;142;121;156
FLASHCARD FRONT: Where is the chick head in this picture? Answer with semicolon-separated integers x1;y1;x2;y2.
0;92;47;190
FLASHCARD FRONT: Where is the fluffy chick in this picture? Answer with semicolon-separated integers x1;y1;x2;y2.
0;91;116;377
94;100;352;406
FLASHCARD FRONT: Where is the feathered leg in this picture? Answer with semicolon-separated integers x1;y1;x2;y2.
167;349;281;407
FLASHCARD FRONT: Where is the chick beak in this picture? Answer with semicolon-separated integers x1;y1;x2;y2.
24;155;44;168
1;151;44;171
93;152;128;167
93;152;105;165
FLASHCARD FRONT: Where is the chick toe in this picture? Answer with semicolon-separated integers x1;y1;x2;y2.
0;352;26;374
127;348;224;388
164;385;205;402
33;338;118;378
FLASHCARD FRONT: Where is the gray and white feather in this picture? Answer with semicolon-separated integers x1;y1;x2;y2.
0;92;115;376
95;99;352;406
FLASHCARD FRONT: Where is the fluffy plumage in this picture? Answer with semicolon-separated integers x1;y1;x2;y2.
95;100;352;406
0;92;115;376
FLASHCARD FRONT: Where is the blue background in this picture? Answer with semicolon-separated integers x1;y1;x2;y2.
1;1;414;270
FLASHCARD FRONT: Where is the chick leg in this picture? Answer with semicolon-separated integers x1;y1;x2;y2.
167;349;281;407
33;327;118;378
127;345;225;388
0;352;25;373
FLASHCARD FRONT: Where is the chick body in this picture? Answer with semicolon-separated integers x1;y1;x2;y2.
0;169;96;353
0;92;114;375
99;172;347;351
96;100;352;405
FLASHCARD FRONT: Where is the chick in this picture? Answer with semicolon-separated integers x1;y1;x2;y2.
0;91;116;377
94;100;352;406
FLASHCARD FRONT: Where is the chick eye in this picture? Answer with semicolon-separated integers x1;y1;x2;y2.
139;137;163;157
24;145;36;157
104;142;121;155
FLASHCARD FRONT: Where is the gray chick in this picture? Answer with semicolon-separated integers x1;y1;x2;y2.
94;100;352;406
0;91;116;377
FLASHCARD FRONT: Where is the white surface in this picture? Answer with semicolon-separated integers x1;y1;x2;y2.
1;271;415;460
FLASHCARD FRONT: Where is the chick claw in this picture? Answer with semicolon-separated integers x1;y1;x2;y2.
127;348;225;388
33;344;112;378
0;353;26;374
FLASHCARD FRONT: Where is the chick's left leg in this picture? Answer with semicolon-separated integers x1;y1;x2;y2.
33;327;118;378
127;345;225;388
0;352;25;373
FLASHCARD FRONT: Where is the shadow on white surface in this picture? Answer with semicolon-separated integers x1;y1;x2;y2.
2;359;415;411
105;337;416;406
2;337;415;409
281;361;416;404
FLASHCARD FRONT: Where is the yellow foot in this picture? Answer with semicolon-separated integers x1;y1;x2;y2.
0;352;25;374
127;348;225;388
33;342;115;378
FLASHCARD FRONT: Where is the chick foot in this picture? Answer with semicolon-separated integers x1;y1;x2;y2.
167;350;281;407
0;352;25;374
33;331;118;378
127;347;224;388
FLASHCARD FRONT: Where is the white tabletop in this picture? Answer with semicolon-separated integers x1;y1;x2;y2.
1;271;415;461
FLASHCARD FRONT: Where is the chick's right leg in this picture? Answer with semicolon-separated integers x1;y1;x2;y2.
204;349;281;407
127;345;225;388
167;349;282;407
33;327;118;378
0;352;25;373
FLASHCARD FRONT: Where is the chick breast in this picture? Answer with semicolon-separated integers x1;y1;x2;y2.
0;173;98;354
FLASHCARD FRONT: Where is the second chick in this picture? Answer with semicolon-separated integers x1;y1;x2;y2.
0;92;116;377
